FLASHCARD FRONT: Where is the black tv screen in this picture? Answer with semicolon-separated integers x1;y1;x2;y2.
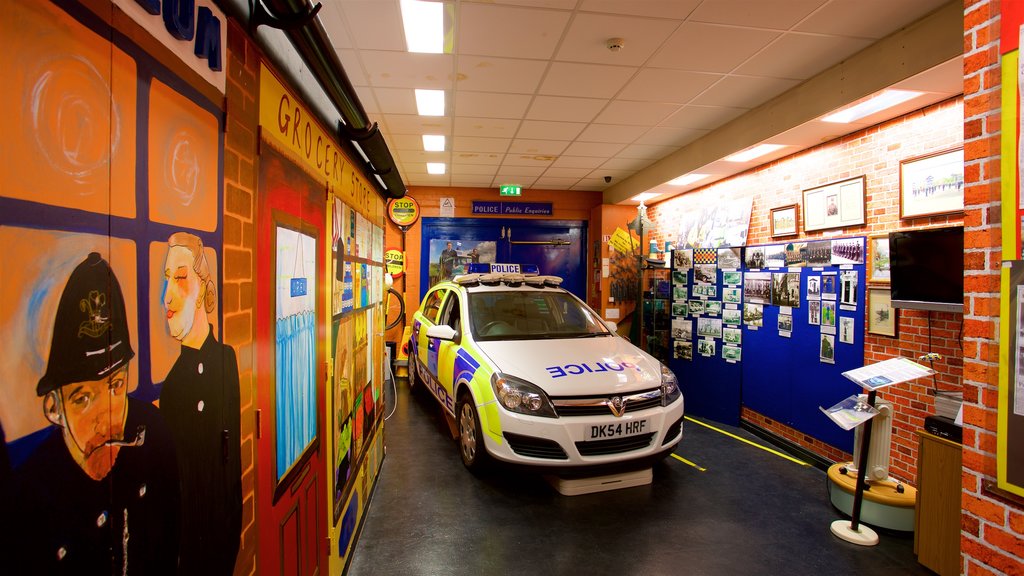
889;227;964;313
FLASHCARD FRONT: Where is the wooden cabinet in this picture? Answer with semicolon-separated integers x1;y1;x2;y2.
915;430;962;576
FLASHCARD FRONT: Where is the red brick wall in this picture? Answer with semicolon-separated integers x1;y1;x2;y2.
648;98;964;483
224;22;258;576
962;1;1024;573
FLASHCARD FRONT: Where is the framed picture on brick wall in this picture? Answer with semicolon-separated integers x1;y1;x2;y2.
802;176;865;232
867;287;898;337
770;204;799;237
899;148;964;219
867;233;891;284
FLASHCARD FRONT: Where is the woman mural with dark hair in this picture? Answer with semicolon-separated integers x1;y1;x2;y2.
160;232;242;575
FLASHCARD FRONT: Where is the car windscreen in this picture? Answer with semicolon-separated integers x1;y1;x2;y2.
468;290;612;341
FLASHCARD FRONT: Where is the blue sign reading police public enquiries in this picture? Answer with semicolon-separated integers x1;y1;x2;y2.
472;201;553;216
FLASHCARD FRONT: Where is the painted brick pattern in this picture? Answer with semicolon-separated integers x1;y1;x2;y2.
224;21;258;576
647;98;964;484
962;1;1024;574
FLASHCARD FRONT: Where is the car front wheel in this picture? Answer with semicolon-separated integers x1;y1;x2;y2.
456;392;488;472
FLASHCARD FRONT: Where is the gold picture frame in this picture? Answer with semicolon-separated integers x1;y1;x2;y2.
770;204;799;238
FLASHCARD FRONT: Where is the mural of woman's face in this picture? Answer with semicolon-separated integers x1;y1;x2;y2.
163;244;200;341
48;366;129;481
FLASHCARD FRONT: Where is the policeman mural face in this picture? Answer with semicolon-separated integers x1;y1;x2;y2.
163;244;202;343
44;365;129;480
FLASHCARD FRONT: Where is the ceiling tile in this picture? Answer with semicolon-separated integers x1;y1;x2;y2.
551;156;606;169
572;179;606;191
455;91;533;119
617;143;677;160
660;104;747;130
586;167;637;180
502;154;557;167
795;0;949;39
496;165;548;177
396;149;450;165
388;134;430;151
353;85;379;114
534;176;583;189
455;56;548;94
317;4;353;49
554;13;680;66
526;96;607;122
576;124;648;144
691;75;800;109
487;0;578;8
359;51;453;89
633;126;708;147
452;136;512;153
578;0;702;19
383;114;453;135
595;100;680;126
618;69;721;103
507;139;570;155
459;3;571;59
337;49;368;85
454;117;521;138
451;163;500;176
452;151;506;165
516;120;586;140
371;87;418;115
648;23;781;73
562;141;626;156
600;156;653;171
543;167;593;178
337;1;405;50
408;174;452;186
735;33;873;80
451;175;497;186
538;62;636;98
689;0;828;30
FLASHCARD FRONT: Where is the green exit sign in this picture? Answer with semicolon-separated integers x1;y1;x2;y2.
499;184;522;196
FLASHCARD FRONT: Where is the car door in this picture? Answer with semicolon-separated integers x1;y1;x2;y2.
434;291;464;411
414;287;446;380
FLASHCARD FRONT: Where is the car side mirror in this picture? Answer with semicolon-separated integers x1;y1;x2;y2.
426;324;458;342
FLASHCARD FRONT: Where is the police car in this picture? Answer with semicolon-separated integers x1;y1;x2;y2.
409;263;684;472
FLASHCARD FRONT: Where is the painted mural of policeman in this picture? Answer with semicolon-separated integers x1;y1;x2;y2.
6;252;180;574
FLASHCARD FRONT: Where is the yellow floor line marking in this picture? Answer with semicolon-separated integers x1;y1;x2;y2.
685;416;810;467
671;453;707;472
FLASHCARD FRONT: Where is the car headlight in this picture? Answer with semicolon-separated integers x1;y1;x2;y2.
661;364;681;406
490;372;557;418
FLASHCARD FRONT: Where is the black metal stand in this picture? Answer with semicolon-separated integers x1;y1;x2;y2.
849;389;876;531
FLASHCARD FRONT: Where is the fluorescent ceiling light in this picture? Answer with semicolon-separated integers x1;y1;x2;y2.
631;192;659;203
422;135;445;151
667;173;708;186
821;90;923;123
725;144;786;163
415;89;445;116
400;0;444;54
427;162;446;175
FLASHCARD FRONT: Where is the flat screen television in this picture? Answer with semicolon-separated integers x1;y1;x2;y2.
889;227;964;313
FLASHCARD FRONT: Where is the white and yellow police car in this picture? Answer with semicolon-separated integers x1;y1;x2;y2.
409;264;684;472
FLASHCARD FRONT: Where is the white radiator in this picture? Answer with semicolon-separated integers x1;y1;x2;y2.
850;396;893;482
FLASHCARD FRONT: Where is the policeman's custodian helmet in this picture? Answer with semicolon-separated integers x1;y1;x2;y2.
36;252;135;396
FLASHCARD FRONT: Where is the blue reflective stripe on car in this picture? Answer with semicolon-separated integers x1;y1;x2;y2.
453;348;481;386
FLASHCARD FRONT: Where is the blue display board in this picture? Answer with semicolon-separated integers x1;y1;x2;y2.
668;240;868;453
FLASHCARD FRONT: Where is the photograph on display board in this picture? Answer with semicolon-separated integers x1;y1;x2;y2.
672;270;688;286
673;249;693;270
688;300;706;316
840;271;859;306
806;240;832;266
764;244;786;268
822;300;837;327
672;318;693;340
840;317;855;344
778;313;793;333
674;340;693;361
673;284;688;300
717;247;742;270
807;276;821;299
785;242;808;266
820;333;836;363
427;239;496;286
697;317;723;339
693;284;718;299
693;247;718;265
831;237;865;265
743;272;771;304
821;273;838;299
723;326;742;345
723;308;742;325
672;302;688;316
698;339;716;357
723;271;742;286
745;247;766;269
723;287;743;304
744;303;764;327
705;301;723;315
809;300;821;325
771;272;801;308
693;264;717;284
723;345;742;362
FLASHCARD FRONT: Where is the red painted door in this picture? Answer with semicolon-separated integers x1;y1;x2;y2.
256;146;326;576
